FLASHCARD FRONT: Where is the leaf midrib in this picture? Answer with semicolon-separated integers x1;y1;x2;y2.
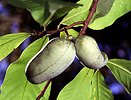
73;69;91;100
0;34;30;46
108;61;131;75
21;81;28;100
61;9;89;24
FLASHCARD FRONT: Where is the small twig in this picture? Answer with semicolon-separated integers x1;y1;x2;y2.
34;21;84;36
36;80;51;100
34;0;98;36
46;21;84;34
79;0;98;35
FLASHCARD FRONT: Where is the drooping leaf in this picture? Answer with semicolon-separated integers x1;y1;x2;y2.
7;0;81;26
57;67;94;100
59;0;93;26
106;59;131;94
89;0;131;29
0;36;51;100
90;70;114;100
60;29;79;38
0;33;31;61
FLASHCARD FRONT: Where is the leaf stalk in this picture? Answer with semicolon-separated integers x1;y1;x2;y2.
36;80;51;100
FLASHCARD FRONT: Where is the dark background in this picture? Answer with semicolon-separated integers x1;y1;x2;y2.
0;0;131;100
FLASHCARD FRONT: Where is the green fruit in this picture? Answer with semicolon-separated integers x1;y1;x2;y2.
25;38;76;84
74;35;108;69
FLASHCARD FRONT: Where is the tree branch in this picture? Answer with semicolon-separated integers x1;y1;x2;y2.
79;0;98;35
36;80;51;100
34;21;84;36
34;0;98;37
46;21;84;34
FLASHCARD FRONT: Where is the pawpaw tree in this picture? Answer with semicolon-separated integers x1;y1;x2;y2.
0;0;131;100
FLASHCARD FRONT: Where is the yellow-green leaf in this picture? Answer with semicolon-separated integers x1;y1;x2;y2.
57;67;114;100
59;0;93;26
90;70;114;100
57;67;94;100
106;59;131;94
0;33;31;61
60;29;79;38
89;0;131;29
0;36;51;100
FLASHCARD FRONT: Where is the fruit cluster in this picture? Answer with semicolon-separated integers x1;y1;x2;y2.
25;35;108;84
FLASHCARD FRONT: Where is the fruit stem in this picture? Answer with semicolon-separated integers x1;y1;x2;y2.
36;80;51;100
79;0;98;36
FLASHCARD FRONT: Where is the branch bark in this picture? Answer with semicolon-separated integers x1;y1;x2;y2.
34;21;84;36
79;0;98;35
36;80;51;100
46;21;84;34
34;0;98;36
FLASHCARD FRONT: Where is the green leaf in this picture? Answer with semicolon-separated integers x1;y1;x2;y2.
7;0;81;26
60;0;131;30
59;0;93;26
57;67;114;100
0;36;51;100
57;67;94;100
59;0;114;26
90;70;114;100
60;29;79;38
106;59;131;94
95;0;115;18
89;0;131;30
0;33;31;61
89;0;114;24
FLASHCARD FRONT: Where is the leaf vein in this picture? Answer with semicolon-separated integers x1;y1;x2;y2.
62;9;89;24
108;61;131;75
73;69;91;100
21;81;28;100
0;34;30;46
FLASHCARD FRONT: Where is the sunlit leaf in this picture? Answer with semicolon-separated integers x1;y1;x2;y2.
57;67;114;100
60;29;79;38
57;67;94;100
89;0;131;29
7;0;81;26
60;0;131;30
0;36;51;100
90;70;114;100
59;0;93;26
60;0;114;26
106;59;131;94
0;33;31;61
